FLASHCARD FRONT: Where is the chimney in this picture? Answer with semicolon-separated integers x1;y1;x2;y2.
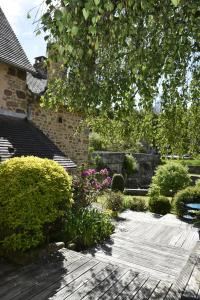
33;56;47;79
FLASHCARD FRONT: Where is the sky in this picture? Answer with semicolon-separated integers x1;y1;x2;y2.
0;0;47;64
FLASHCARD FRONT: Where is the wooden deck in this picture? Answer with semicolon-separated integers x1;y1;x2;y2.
0;212;199;299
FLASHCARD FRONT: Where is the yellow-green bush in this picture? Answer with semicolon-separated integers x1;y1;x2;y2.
0;156;72;253
174;186;200;217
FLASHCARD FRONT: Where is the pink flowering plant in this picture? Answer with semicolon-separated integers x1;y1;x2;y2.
72;166;112;209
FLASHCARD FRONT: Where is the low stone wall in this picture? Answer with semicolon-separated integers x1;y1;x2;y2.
92;151;160;188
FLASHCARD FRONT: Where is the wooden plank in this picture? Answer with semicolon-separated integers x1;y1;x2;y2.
165;247;199;300
111;233;189;256
98;269;138;300
47;261;107;300
0;251;83;300
15;257;96;300
182;230;199;251
0;249;81;288
91;243;182;276
183;264;200;299
111;236;188;262
84;250;175;282
29;258;99;300
6;256;90;300
132;277;159;300
148;281;172;300
65;265;118;300
82;267;127;299
117;273;149;300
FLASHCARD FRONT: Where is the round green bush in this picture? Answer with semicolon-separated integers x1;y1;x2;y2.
148;184;161;200
111;173;125;192
0;156;72;253
123;197;148;211
106;191;124;212
174;186;200;217
150;162;191;197
149;196;171;215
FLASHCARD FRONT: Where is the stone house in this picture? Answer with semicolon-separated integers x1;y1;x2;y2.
0;7;89;171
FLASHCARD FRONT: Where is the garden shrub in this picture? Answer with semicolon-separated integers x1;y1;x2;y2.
73;167;111;209
111;173;125;192
123;154;138;175
89;132;104;151
92;154;108;171
63;208;114;249
149;162;191;197
123;197;147;212
149;196;171;215
196;179;200;187
148;184;161;200
0;156;72;253
106;191;124;212
173;186;200;217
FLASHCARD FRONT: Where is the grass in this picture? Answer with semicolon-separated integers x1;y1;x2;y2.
97;193;149;210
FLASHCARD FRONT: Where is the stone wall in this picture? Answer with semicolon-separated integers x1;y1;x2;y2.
29;103;89;165
0;61;89;165
92;151;160;188
0;62;27;116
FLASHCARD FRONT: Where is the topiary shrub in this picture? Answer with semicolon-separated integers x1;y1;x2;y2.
0;156;72;254
123;154;138;175
149;162;191;197
173;186;200;217
106;191;124;212
149;196;171;215
111;173;125;192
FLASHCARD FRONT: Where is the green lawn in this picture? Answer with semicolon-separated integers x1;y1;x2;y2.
162;159;200;167
97;193;149;209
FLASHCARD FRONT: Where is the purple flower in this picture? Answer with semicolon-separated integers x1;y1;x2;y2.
81;168;96;177
100;168;109;176
102;176;112;187
81;170;90;177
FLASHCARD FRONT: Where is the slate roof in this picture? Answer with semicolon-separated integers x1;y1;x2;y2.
0;115;76;170
0;7;35;73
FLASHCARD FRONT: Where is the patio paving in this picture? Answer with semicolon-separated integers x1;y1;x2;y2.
0;212;199;299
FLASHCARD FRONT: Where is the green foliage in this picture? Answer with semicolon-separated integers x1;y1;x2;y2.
149;163;191;197
149;196;171;215
89;132;104;151
39;0;199;113
173;186;200;217
88;114;141;152
111;174;125;193
148;184;161;200
30;1;200;156
123;197;147;212
91;154;107;171
63;209;114;249
0;156;72;253
196;179;200;187
106;191;124;212
123;154;138;175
